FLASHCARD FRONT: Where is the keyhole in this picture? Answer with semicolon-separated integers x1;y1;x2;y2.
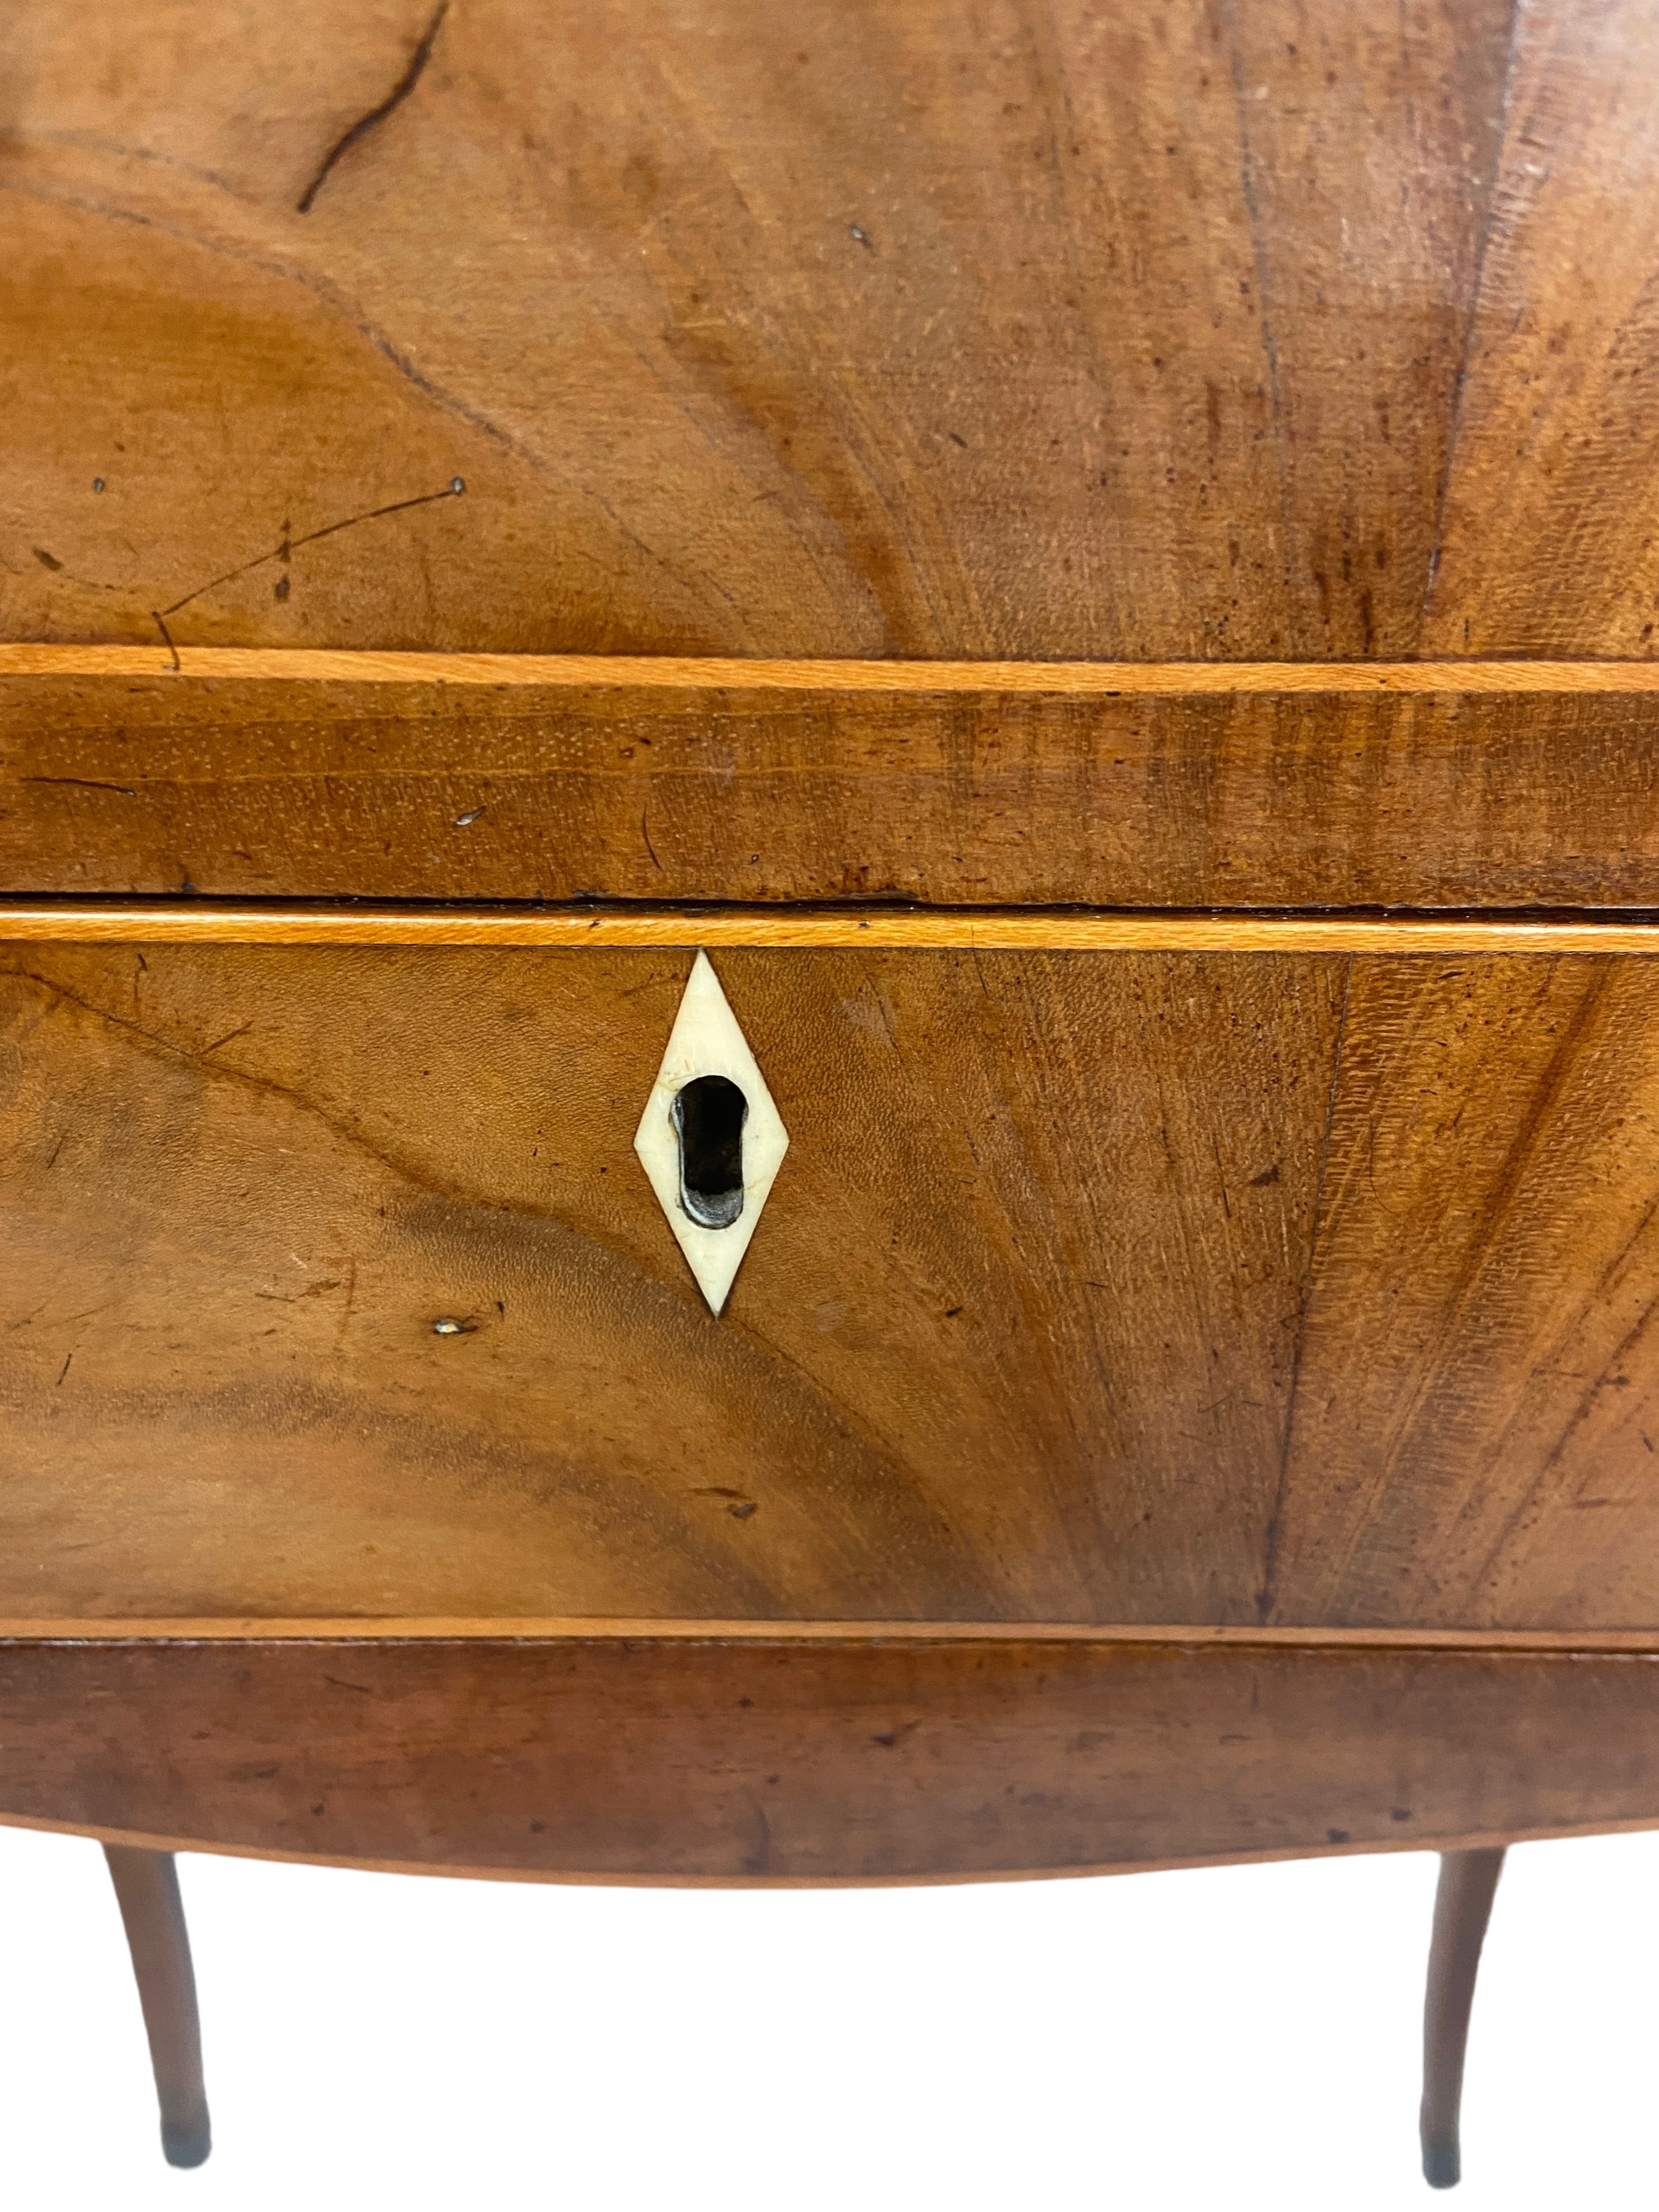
672;1075;748;1229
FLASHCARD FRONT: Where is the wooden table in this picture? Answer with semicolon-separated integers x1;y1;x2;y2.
3;0;1655;2181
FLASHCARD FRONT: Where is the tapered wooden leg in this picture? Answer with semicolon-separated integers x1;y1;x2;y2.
103;1846;211;2168
1420;1847;1504;2189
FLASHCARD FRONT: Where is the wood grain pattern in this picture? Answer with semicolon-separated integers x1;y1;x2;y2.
7;904;1659;955
10;0;1659;1894
0;0;1517;659
9;4;1657;659
13;649;1659;690
1424;1;1659;658
10;940;1659;1632
14;661;1659;909
5;1618;1659;1650
1269;955;1659;1628
2;1637;1657;1882
0;939;1342;1624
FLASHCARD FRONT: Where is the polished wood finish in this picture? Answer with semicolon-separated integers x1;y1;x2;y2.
9;902;1659;956
5;0;1653;664
7;0;1659;2007
17;648;1659;688
9;939;1659;1633
0;938;1339;1625
1266;953;1659;1630
13;657;1659;910
103;1846;212;2168
1421;1848;1505;2189
3;1640;1654;1882
11;1620;1659;1651
5;30;1658;2209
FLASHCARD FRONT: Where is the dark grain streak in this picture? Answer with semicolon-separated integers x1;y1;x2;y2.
1257;954;1353;1623
1420;0;1523;630
296;2;449;216
1218;0;1296;639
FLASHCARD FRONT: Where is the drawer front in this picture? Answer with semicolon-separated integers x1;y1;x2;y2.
9;662;1659;913
3;939;1656;1631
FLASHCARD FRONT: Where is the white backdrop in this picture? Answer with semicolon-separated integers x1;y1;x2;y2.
0;1822;1651;2209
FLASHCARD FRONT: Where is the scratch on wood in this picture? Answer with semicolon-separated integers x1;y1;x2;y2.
201;1023;254;1056
33;549;122;593
297;2;449;215
21;777;138;797
150;480;465;663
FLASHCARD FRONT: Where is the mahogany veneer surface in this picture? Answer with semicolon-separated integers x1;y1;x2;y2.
4;0;1656;663
6;0;1659;1880
6;1638;1659;1884
7;939;1659;1634
11;662;1659;910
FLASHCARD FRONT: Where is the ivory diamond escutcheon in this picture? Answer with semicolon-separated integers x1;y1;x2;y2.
633;951;789;1315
